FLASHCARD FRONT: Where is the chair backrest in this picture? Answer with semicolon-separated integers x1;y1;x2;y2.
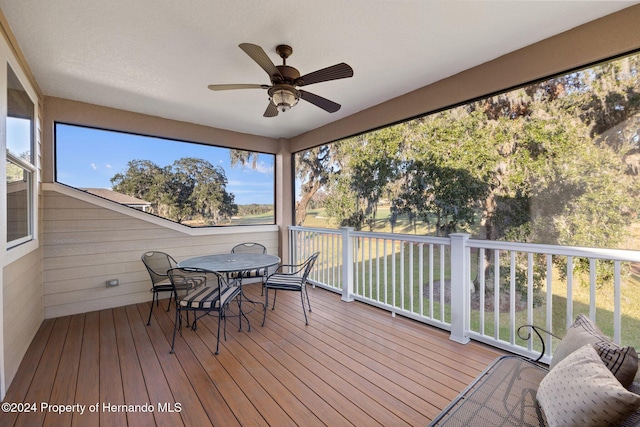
141;251;178;285
301;252;320;281
167;268;232;306
231;242;267;254
167;267;210;290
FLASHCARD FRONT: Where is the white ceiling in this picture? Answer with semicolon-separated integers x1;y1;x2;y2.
0;0;638;139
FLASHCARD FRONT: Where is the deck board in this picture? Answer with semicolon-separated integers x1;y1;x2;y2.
72;311;100;427
2;284;505;426
43;314;83;427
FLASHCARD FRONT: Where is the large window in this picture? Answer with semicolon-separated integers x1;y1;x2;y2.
55;124;275;226
6;64;34;246
295;50;640;252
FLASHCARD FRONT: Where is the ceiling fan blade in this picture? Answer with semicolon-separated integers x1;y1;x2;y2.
263;101;279;117
296;63;353;86
239;43;282;79
299;90;341;113
207;84;269;91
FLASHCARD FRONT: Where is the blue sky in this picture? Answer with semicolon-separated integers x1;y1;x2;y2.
55;124;275;205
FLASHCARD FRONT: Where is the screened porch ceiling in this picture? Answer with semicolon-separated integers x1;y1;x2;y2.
0;0;637;139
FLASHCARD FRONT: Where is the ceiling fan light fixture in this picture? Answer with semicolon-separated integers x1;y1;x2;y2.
269;86;299;112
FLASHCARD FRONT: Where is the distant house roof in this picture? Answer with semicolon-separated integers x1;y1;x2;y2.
82;188;151;207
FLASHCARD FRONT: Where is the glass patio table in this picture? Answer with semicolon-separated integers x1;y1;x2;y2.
179;253;280;275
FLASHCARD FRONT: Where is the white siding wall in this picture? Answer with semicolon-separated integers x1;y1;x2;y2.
2;248;42;392
42;184;279;318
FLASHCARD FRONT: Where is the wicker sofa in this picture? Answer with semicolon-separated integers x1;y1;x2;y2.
429;318;640;426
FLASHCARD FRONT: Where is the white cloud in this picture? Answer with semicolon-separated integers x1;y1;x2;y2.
90;163;97;170
255;162;274;174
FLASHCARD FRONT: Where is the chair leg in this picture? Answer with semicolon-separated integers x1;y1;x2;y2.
262;287;269;326
170;307;180;354
147;292;157;326
237;294;250;332
304;284;312;313
300;290;309;325
166;292;173;312
215;309;222;355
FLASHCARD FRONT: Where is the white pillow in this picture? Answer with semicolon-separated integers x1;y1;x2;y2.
537;344;640;427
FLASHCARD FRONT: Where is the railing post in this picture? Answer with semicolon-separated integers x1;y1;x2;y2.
449;233;470;344
341;227;354;302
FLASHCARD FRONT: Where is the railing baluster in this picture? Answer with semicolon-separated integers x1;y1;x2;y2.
614;260;621;344
527;252;534;328
546;254;553;358
589;258;597;320
400;241;405;310
409;243;414;313
479;248;485;336
567;256;573;328
440;244;445;322
384;238;388;305
392;239;397;309
368;237;373;300
375;238;380;302
419;243;424;316
510;251;516;344
429;244;434;319
494;249;500;340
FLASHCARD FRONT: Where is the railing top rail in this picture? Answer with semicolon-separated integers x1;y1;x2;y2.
288;225;450;245
288;225;341;234
289;226;640;263
350;230;450;245
466;238;640;262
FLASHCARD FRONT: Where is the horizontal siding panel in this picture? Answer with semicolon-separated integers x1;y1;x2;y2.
4;267;42;307
43;227;185;244
44;253;147;271
44;292;152;319
44;273;148;294
4;282;43;332
43;218;170;233
3;249;44;389
44;282;151;307
44;192;125;210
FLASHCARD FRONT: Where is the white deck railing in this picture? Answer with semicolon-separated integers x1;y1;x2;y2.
289;226;640;361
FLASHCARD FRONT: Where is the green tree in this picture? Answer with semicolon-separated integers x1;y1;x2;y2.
295;145;340;225
399;161;489;236
111;159;166;214
111;157;237;224
230;149;260;169
344;127;404;230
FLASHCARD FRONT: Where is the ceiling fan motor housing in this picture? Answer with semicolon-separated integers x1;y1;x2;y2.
268;84;300;112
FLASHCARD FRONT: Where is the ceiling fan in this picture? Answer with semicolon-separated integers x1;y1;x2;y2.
207;43;354;117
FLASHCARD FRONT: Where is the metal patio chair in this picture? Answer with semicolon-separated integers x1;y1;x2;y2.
141;251;203;326
167;268;245;354
230;242;269;291
262;252;320;326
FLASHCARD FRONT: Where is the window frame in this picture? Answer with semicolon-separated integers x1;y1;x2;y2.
5;62;36;250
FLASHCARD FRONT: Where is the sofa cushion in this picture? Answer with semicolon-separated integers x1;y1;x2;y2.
538;344;640;427
550;314;638;388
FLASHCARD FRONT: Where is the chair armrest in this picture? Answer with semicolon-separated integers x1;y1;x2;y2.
517;324;562;362
271;262;306;275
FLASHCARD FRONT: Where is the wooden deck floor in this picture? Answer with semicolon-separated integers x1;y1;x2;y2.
2;284;504;426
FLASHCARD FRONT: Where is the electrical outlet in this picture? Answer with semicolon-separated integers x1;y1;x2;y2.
105;279;119;287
